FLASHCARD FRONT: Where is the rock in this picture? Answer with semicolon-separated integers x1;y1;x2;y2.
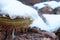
6;28;58;40
18;0;40;6
0;31;6;40
55;28;60;40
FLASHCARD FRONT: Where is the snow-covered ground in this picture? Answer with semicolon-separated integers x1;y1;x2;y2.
33;1;59;9
43;14;60;32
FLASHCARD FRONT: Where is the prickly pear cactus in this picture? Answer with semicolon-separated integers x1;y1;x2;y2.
0;16;33;32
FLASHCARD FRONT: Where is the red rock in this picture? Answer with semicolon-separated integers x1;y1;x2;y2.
19;0;40;5
0;31;6;40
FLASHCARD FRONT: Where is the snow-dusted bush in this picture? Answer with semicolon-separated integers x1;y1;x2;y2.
0;0;60;32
